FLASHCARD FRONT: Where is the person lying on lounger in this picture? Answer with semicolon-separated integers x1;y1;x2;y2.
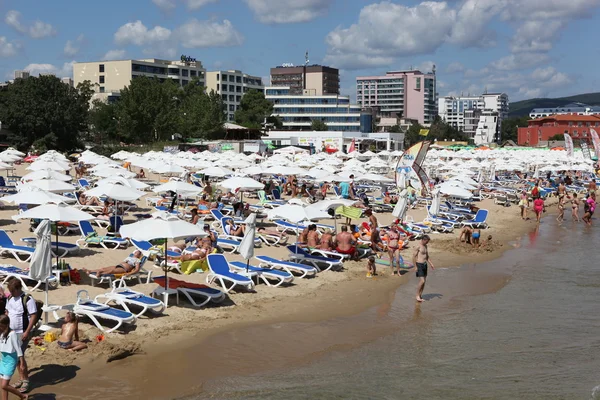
57;312;87;352
83;250;143;277
224;219;245;237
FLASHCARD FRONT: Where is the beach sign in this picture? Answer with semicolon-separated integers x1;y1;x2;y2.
395;141;430;193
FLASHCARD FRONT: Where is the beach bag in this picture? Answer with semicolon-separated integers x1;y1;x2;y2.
70;269;81;284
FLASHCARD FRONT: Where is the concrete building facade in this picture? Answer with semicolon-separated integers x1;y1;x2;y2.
517;114;600;146
73;58;206;101
356;69;437;125
270;65;339;95
529;102;600;119
205;70;263;122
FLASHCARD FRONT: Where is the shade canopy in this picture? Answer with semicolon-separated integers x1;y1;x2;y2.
238;213;257;261
21;169;72;182
119;213;206;241
1;188;75;205
27;160;70;171
13;203;95;222
197;166;234;177
266;204;330;223
29;220;52;281
220;177;264;191
19;180;76;193
154;181;202;195
85;183;146;202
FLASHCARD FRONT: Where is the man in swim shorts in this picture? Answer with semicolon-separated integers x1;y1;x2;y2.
335;225;358;260
413;235;434;302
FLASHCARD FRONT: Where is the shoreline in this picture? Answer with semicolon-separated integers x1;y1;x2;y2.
38;197;545;399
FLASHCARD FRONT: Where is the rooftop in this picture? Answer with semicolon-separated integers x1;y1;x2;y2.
530;114;600;122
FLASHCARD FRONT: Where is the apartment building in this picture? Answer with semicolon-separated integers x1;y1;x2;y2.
205;70;263;122
270;64;339;95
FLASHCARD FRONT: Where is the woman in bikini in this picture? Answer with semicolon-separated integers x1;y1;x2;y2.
556;194;566;222
571;193;580;222
83;250;143;276
387;225;401;276
224;219;245;237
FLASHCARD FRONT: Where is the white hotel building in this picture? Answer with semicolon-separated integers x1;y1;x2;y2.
205;70;264;122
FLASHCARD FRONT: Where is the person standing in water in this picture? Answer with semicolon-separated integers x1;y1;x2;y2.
571;193;580;222
413;235;434;302
556;195;566;223
533;196;544;224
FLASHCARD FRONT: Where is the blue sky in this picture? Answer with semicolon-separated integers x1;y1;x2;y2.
1;0;600;103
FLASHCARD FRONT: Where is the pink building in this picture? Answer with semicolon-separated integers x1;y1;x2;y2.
356;69;437;125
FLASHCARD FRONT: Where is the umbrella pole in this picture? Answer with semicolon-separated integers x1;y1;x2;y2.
55;223;59;268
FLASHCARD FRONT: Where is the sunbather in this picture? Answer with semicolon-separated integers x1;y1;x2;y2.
224;219;245;237
306;224;319;248
83;250;143;276
57;312;87;352
136;168;146;179
318;229;334;251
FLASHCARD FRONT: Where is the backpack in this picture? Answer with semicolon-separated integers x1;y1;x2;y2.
9;294;44;331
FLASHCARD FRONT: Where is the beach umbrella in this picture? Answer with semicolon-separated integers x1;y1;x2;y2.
0;153;21;163
20;179;76;193
27;160;69;171
356;173;394;182
1;188;74;205
266;204;330;224
154;181;202;196
392;196;409;221
197;166;234;177
95;176;149;190
119;213;205;307
429;190;441;217
13;203;95;268
438;184;473;199
262;165;308;176
153;163;187;175
240;165;265;176
219;177;264;192
92;167;136;178
238;213;257;273
306;199;356;212
1;148;25;157
28;220;53;328
85;183;145;202
21;169;72;182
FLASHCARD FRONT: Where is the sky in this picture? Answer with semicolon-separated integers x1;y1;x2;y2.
1;0;600;103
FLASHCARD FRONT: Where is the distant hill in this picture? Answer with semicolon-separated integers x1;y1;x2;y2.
509;92;600;117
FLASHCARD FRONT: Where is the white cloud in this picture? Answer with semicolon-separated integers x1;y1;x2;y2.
446;62;465;74
152;0;176;10
5;10;56;39
447;0;505;47
492;53;551;71
114;20;172;47
0;36;19;57
501;0;600;21
185;0;218;9
64;34;84;56
243;0;333;24
177;19;244;48
102;49;126;61
21;61;75;78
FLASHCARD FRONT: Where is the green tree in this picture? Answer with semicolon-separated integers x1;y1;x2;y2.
500;116;529;143
311;119;329;131
89;100;118;144
405;123;425;148
234;90;273;129
0;75;92;151
389;124;403;133
178;82;225;139
548;133;564;141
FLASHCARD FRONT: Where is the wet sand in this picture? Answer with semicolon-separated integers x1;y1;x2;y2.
1;164;548;398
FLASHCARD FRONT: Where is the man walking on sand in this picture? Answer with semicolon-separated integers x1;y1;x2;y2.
413;235;434;302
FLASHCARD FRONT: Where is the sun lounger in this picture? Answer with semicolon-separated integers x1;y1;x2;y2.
0;230;35;262
209;209;245;229
95;279;165;318
130;239;181;258
256;231;288;246
76;221;129;250
0;265;59;291
461;209;489;229
88;255;152;287
206;254;255;293
286;245;343;272
229;261;293;287
216;238;241;253
153;276;226;307
20;237;79;258
71;290;136;333
274;219;305;235
254;255;317;278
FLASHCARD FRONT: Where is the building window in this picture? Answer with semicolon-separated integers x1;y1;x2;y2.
229;75;235;82
99;86;105;93
229;95;235;101
182;80;188;86
229;113;234;120
229;85;235;92
182;69;189;77
221;94;227;101
191;70;197;77
99;64;104;73
229;104;235;111
222;74;227;81
236;95;241;102
236;86;241;93
99;76;105;84
236;76;242;83
569;122;573;127
573;130;578;135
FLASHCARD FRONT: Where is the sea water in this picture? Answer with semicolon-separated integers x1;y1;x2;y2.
195;221;600;400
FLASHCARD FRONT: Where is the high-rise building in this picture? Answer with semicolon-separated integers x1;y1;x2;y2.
14;70;30;80
270;64;339;95
73;57;206;101
61;77;74;87
205;70;264;122
265;86;370;132
438;92;509;143
356;69;437;125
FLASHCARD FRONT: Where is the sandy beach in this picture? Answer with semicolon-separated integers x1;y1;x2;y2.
0;163;554;398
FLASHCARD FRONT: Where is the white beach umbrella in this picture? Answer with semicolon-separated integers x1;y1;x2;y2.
429;190;441;216
197;166;234;177
240;166;265;176
119;213;205;306
306;199;356;212
262;165;308;176
154;181;202;196
238;213;257;273
27;160;70;171
356;173;394;182
438;184;473;199
29;220;53;327
0;154;21;163
153;163;187;175
266;204;330;224
2;188;74;205
85;184;145;209
1;148;25;157
95;176;149;190
220;177;264;192
305;168;331;179
21;169;72;182
314;174;351;183
13;203;95;223
20;180;76;193
92;167;136;178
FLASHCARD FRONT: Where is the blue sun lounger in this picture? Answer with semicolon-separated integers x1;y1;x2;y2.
71;290;136;333
95;279;165;318
76;221;129;250
254;255;318;278
461;209;489;229
206;254;255;293
0;231;35;263
153;276;226;308
286;245;343;272
20;237;80;258
229;261;293;287
0;265;59;292
130;239;181;258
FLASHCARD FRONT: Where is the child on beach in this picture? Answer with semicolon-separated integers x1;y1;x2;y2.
472;228;481;248
57;312;87;352
366;256;376;278
0;315;28;399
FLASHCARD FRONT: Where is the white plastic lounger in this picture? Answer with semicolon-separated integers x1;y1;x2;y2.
76;221;129;250
257;232;289;246
0;265;59;291
20;237;79;258
254;256;318;278
0;231;35;263
216;238;241;253
206;254;255;293
95;279;165;318
153;276;226;308
286;245;343;272
229;261;294;287
71;290;136;333
274;220;306;235
88;256;152;287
